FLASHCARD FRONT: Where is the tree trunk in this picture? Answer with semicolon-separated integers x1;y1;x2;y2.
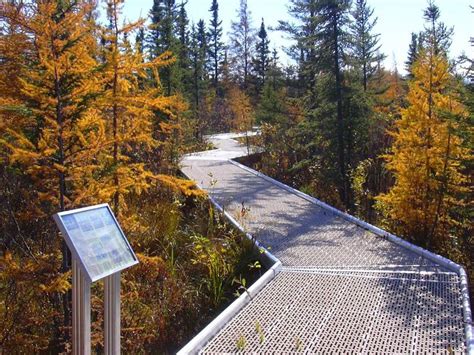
429;124;452;245
424;47;435;246
333;13;347;206
214;44;219;93
363;61;368;91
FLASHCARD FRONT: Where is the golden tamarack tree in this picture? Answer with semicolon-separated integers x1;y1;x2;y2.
0;0;191;351
3;1;106;212
228;86;254;153
376;50;469;250
0;0;105;350
90;0;187;224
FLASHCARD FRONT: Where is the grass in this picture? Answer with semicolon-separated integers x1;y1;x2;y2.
0;181;266;354
121;189;267;353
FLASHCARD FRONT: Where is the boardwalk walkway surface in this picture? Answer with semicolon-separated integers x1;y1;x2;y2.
180;133;472;354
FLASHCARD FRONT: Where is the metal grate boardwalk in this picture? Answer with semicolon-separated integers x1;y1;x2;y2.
201;270;464;354
179;133;472;354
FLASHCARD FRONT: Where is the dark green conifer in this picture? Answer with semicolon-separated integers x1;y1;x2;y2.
253;18;271;94
208;0;225;90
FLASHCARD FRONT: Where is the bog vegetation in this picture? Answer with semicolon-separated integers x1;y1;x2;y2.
0;0;472;353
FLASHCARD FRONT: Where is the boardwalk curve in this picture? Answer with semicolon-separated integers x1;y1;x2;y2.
179;133;473;354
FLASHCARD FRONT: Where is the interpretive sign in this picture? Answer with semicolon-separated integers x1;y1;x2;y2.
54;204;138;283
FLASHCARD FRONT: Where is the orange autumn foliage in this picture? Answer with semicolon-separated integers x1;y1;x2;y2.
376;51;470;248
1;1;104;213
0;1;196;352
88;0;188;222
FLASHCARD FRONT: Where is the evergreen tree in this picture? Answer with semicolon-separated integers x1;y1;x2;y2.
208;0;224;90
197;19;209;78
176;1;192;94
148;0;174;56
136;27;145;56
256;82;287;125
280;0;356;207
278;0;319;98
349;0;386;91
148;0;180;95
281;0;373;208
177;1;189;48
253;18;271;94
229;0;256;89
419;0;453;56
207;49;234;133
313;0;352;206
266;48;285;90
190;20;209;138
405;32;419;77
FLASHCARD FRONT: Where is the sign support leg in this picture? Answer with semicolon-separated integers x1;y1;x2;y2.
72;259;91;355
105;271;121;355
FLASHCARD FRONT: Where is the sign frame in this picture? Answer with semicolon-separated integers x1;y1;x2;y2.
53;203;138;283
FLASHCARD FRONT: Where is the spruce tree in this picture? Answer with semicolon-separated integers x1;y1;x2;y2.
349;0;385;91
176;1;192;94
148;0;180;95
177;1;189;48
420;0;453;56
254;18;271;94
267;48;285;90
136;28;145;56
229;0;256;89
280;0;355;207
190;20;209;138
278;0;319;98
313;0;352;206
208;0;224;90
148;0;169;56
405;32;419;77
197;19;210;78
256;82;287;125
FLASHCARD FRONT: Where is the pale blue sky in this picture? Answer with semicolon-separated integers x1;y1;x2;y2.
120;0;472;73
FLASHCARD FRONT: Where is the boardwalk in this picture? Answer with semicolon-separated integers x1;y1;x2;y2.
180;133;472;354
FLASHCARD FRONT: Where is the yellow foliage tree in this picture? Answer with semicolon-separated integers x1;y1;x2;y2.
228;86;254;153
0;0;105;349
1;1;104;213
0;1;214;353
0;3;32;141
96;0;187;222
373;68;406;118
376;50;469;249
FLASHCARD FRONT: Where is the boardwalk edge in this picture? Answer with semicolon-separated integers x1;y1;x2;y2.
228;158;473;354
177;171;282;354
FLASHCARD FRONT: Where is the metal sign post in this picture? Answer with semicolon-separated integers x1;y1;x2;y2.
105;272;121;354
72;259;91;355
54;204;138;355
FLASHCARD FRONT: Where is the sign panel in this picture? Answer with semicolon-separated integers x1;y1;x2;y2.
54;204;138;283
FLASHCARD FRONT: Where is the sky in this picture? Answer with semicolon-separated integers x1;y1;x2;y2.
120;0;472;73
